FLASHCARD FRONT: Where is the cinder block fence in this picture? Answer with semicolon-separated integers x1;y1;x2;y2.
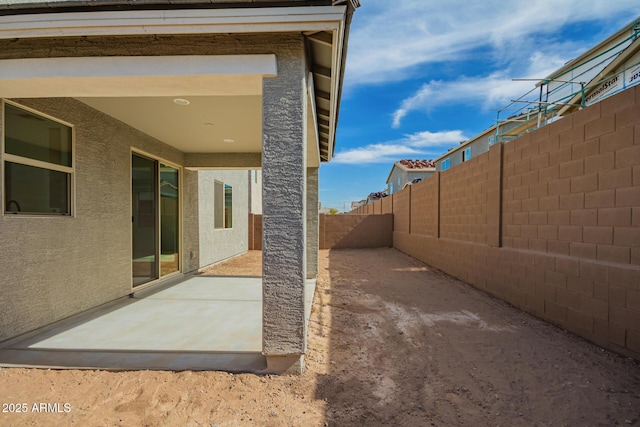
249;213;393;250
352;87;640;360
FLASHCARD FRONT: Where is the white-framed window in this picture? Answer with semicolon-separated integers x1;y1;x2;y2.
441;158;451;171
214;180;232;229
462;147;471;162
2;100;74;216
489;136;495;146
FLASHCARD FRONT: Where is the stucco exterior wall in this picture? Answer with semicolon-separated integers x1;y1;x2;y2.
261;35;308;360
249;169;263;215
0;97;185;342
198;170;249;268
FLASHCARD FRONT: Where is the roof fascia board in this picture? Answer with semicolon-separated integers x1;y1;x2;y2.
0;54;277;79
325;16;345;160
0;6;346;39
0;54;276;97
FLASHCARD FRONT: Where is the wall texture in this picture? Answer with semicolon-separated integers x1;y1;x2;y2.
198;170;249;268
320;214;392;249
249;213;393;250
0;98;185;342
351;87;640;360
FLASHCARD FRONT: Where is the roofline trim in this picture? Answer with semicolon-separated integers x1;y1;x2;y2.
0;6;346;39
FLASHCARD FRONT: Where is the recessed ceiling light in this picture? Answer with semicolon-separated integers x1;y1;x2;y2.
224;139;235;143
173;98;190;106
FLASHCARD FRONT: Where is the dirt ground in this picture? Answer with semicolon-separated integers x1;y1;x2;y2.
1;248;639;426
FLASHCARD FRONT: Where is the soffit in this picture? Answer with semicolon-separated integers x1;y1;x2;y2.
77;96;262;154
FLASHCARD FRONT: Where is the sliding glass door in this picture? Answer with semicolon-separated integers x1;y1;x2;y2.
132;153;180;287
160;164;180;276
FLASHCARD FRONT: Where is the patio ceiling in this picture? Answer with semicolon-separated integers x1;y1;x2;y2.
77;96;263;155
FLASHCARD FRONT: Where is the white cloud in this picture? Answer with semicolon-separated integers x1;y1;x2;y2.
391;52;569;127
346;0;639;86
405;130;469;148
332;130;469;164
333;143;423;164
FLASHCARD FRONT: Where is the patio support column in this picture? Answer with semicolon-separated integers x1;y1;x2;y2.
306;167;319;279
261;40;308;374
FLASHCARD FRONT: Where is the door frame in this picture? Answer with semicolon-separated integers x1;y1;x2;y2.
130;148;183;291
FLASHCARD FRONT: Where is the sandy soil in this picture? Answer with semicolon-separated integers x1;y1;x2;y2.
1;248;639;426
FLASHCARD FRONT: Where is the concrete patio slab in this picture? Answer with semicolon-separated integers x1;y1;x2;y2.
0;276;316;372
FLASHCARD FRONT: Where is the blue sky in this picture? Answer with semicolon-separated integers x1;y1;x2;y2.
319;0;640;211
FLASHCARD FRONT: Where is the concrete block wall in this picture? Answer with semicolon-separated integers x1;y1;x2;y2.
381;195;393;214
320;214;392;249
440;149;491;244
501;89;640;264
392;188;411;233
349;87;640;360
249;213;393;250
411;173;439;238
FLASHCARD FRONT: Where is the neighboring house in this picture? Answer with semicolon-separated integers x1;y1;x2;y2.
318;201;332;214
434;119;521;172
436;16;640;173
0;0;358;374
539;17;640;120
386;159;435;194
366;190;388;204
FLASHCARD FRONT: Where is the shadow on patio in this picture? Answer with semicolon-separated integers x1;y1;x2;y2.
0;250;315;373
0;274;266;371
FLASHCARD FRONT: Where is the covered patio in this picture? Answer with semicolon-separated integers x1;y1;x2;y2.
0;270;316;372
0;1;359;374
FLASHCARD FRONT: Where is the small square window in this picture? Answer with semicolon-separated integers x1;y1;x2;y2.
441;158;450;171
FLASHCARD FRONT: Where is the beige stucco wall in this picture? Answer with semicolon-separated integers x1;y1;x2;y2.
0;97;185;342
198;170;249;268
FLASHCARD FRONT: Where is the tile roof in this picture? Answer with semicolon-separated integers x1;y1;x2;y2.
398;159;436;169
